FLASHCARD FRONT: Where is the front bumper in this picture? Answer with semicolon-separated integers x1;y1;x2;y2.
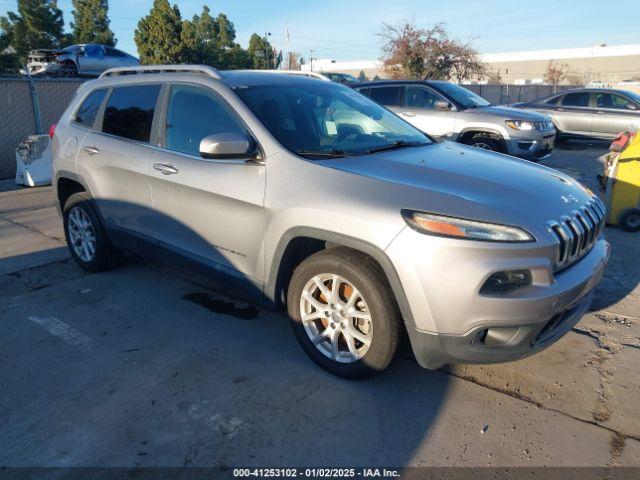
26;62;62;75
386;226;610;369
505;130;556;160
407;289;593;369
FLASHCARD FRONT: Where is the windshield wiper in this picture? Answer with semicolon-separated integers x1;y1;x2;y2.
366;141;429;154
296;149;351;159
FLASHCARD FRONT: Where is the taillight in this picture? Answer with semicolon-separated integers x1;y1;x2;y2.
48;123;56;139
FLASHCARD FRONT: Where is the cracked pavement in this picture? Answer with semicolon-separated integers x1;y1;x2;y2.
1;141;639;468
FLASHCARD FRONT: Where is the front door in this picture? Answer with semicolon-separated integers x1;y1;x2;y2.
552;91;593;135
147;83;267;281
397;85;457;139
591;92;640;137
77;45;107;75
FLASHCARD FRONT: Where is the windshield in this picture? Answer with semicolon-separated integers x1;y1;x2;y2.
434;82;491;109
626;91;640;104
234;82;430;157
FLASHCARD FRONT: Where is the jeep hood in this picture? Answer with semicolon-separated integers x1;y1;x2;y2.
467;105;549;121
322;142;593;232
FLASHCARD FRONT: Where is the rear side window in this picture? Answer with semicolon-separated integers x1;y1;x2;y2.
368;86;402;106
561;92;589;107
74;88;107;128
165;84;246;156
102;85;161;143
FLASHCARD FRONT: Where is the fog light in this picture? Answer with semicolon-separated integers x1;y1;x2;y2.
480;270;531;294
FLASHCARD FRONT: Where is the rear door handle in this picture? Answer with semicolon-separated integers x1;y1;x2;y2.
400;112;416;117
153;162;179;175
83;145;100;155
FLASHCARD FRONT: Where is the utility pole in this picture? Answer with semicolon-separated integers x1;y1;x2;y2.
309;49;315;72
264;32;272;69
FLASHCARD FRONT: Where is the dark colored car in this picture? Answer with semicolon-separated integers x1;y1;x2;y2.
514;88;640;141
322;72;359;85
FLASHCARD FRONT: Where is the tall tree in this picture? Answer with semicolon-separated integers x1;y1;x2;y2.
71;0;115;46
543;61;568;88
0;19;20;73
379;20;485;81
135;0;184;64
247;33;273;69
0;0;65;63
215;13;235;49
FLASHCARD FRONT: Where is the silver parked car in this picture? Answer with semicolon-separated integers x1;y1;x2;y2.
515;88;640;141
354;80;556;160
26;44;139;76
51;65;609;379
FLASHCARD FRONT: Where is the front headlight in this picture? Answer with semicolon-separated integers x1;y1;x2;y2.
401;210;534;242
505;120;535;131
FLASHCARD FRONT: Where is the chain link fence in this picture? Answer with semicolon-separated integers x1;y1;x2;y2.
0;76;85;180
462;84;580;106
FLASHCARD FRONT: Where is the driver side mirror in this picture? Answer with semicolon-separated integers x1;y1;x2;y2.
199;133;260;161
77;48;85;56
434;100;453;110
627;103;637;111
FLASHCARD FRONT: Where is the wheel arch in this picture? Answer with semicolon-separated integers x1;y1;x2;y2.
457;127;508;152
57;175;87;211
266;227;414;324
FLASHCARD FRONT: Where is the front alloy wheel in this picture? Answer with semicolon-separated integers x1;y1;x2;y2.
287;248;400;379
300;273;373;363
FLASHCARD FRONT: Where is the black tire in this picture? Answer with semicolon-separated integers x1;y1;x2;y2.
620;208;640;232
286;247;401;379
63;192;121;272
463;133;504;152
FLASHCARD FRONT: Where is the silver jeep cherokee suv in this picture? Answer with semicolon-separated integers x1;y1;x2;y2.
355;80;556;160
51;65;609;379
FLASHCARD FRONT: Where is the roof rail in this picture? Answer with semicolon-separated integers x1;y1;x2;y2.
100;65;222;79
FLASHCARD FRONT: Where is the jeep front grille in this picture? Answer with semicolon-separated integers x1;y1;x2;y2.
534;121;555;132
547;196;605;271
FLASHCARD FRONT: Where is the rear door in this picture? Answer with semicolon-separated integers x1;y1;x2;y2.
146;83;266;280
552;92;593;134
76;83;161;235
591;92;640;137
397;84;456;138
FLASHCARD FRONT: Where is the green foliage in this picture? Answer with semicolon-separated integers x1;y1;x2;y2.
247;33;274;69
1;0;65;64
136;3;252;69
135;0;185;64
0;20;20;73
71;0;116;46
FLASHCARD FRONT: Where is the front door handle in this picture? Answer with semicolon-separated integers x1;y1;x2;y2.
153;162;179;175
401;112;416;117
83;145;100;155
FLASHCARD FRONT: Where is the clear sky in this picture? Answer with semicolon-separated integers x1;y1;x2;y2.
1;0;639;60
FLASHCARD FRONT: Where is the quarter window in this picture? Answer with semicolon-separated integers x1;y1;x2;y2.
405;86;444;109
165;84;246;156
74;88;107;128
561;92;589;107
102;84;161;142
368;86;402;106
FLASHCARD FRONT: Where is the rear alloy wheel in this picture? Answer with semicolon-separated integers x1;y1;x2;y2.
63;192;121;272
464;133;503;152
620;208;640;232
287;248;400;379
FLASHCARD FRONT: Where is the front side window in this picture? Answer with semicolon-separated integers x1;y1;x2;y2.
74;88;107;128
562;92;589;107
430;82;490;109
405;86;445;109
165;84;246;156
367;86;402;106
595;93;635;110
544;96;561;105
83;45;104;58
235;82;429;157
102;84;161;142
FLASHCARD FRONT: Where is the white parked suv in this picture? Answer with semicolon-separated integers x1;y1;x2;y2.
51;65;608;378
